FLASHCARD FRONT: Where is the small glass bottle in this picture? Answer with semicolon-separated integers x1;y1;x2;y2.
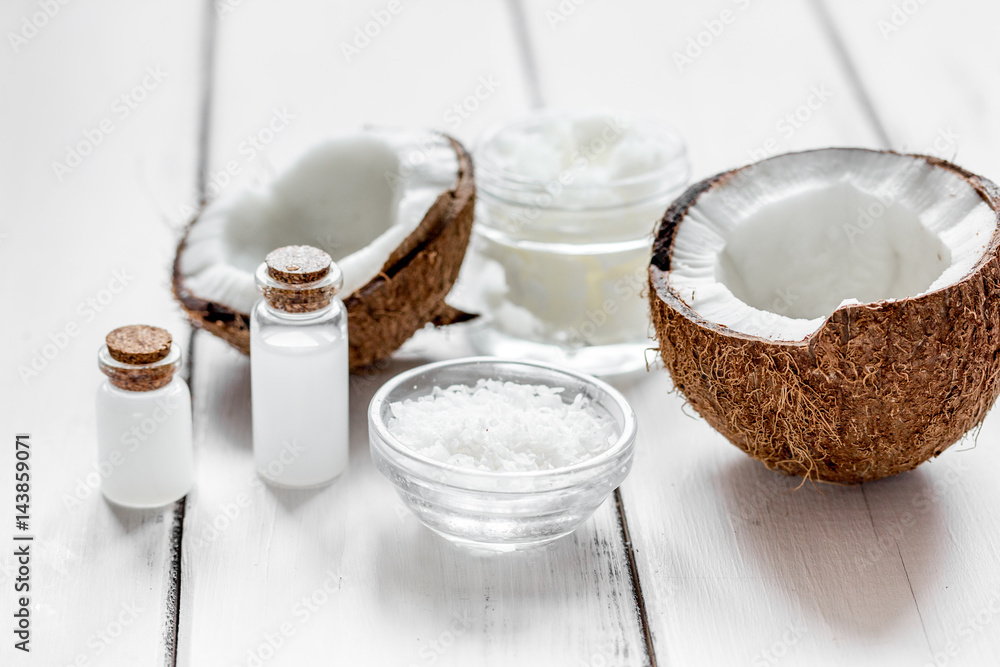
250;245;350;488
96;325;194;508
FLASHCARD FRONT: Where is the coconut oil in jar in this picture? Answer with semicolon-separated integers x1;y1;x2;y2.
95;325;194;508
469;111;690;375
251;245;350;488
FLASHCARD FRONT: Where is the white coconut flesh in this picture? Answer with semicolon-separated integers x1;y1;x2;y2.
667;149;996;341
178;131;459;314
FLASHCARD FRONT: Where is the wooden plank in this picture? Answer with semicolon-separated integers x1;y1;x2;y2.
518;0;955;664
623;378;942;666
204;0;534;191
178;1;647;664
0;1;204;664
181;333;643;665
517;0;879;175
813;4;1000;665
819;0;1000;178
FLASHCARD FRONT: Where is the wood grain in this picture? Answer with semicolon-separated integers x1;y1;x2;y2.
818;3;1000;664
819;0;1000;178
517;0;969;664
180;333;645;665
177;1;647;665
0;1;204;664
6;1;998;664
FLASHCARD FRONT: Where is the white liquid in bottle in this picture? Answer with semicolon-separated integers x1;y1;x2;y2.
251;322;349;487
250;245;350;488
96;379;194;507
95;325;194;508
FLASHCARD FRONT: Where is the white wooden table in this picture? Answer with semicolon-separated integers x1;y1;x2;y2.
4;1;1000;665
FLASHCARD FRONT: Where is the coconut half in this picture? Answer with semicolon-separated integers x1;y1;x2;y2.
173;130;475;369
649;148;1000;483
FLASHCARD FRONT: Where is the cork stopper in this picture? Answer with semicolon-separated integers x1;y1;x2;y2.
100;325;179;392
106;325;172;364
266;245;331;284
257;245;343;313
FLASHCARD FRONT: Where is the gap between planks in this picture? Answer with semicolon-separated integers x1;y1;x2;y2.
808;2;939;656
808;0;892;148
504;0;545;109
615;488;658;667
167;3;652;665
501;1;659;663
165;0;219;661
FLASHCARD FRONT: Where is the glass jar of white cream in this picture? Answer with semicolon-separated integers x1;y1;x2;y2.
469;110;690;375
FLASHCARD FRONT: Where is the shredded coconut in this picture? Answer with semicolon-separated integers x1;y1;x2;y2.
386;379;617;472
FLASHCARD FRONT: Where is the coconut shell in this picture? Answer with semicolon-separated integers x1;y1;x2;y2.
649;150;1000;484
172;135;476;371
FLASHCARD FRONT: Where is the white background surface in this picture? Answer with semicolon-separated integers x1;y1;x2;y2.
2;1;1000;665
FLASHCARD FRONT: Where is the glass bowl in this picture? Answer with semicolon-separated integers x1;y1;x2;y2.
368;357;637;552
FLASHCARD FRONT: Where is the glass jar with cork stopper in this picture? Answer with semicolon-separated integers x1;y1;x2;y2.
95;325;194;508
251;245;350;488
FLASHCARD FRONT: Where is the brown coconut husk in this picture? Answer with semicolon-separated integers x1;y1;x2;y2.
649;149;1000;484
172;135;476;371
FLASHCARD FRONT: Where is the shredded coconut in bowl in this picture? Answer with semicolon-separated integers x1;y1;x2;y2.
386;379;617;472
